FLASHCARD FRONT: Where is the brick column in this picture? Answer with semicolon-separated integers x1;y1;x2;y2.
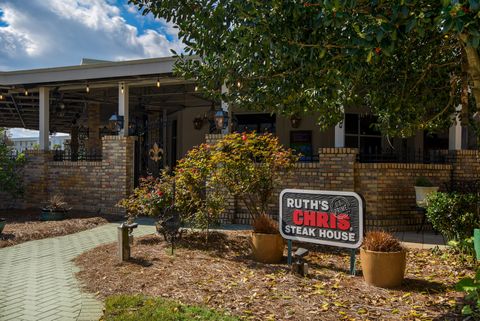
101;136;136;215
23;151;51;209
318;148;358;191
446;150;480;181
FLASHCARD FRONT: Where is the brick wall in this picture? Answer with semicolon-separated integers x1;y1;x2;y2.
354;163;452;231
0;136;135;215
207;133;480;231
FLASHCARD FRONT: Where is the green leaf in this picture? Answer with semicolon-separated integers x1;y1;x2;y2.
462;305;473;315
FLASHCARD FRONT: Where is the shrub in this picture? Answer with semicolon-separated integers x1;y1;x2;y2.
415;176;434;187
456;269;480;317
0;128;26;203
362;231;404;252
174;144;225;234
252;213;278;234
425;192;480;242
117;170;174;222
210;132;298;230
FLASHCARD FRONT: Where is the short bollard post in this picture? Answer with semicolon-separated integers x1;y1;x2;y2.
118;222;138;262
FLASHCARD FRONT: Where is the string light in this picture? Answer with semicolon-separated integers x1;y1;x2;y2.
0;93;3;100
194;85;198;92
86;84;90;93
156;77;160;88
237;81;241;88
24;89;28;96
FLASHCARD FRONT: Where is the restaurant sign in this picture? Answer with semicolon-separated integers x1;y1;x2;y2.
279;189;364;249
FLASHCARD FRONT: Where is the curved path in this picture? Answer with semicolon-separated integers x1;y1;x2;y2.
0;219;155;321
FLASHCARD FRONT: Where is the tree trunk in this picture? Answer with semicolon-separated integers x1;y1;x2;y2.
461;35;480;113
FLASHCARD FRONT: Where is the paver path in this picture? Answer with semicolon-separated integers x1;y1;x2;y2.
0;219;155;321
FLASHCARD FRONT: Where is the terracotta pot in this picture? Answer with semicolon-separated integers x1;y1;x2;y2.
414;186;439;208
360;248;406;288
251;232;284;263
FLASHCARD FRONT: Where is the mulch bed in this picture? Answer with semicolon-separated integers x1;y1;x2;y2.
0;209;122;248
75;231;475;321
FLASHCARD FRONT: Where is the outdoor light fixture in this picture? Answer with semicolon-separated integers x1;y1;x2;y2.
290;114;301;128
86;84;90;93
0;93;3;100
214;110;228;130
156;77;160;88
24;89;28;96
194;85;198;92
193;116;204;130
109;113;124;133
121;83;125;94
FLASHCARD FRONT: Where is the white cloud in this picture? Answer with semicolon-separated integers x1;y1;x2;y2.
0;0;184;71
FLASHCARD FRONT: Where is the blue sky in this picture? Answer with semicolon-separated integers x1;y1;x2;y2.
0;0;184;138
0;0;183;71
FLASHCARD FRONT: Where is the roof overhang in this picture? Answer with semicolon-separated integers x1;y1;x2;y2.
0;56;182;86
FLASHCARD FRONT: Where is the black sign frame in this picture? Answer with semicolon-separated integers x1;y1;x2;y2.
279;189;364;249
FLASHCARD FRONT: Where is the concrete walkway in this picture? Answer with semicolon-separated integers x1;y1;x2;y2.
0;219;155;321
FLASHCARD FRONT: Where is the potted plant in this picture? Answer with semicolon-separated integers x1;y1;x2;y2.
414;176;439;208
0;218;5;234
210;132;298;263
40;194;70;221
360;231;406;288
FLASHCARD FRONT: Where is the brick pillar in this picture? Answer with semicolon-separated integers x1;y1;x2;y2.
101;136;136;215
87;103;101;154
23;150;51;209
318;148;358;191
446;150;480;181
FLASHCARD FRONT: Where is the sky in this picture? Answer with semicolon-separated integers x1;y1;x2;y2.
0;0;184;71
0;0;184;138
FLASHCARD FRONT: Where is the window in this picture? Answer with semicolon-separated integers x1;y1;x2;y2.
234;113;276;134
290;131;313;161
344;114;382;153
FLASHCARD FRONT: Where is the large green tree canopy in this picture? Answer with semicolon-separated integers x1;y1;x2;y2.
131;0;480;137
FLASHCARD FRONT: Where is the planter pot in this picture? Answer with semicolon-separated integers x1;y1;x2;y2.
360;248;406;288
251;232;284;264
474;229;480;260
0;218;5;234
414;186;439;208
40;209;66;221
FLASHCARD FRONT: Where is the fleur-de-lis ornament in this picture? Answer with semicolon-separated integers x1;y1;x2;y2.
149;142;163;162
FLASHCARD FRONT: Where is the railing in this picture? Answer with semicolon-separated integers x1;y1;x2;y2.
53;149;102;162
358;148;447;164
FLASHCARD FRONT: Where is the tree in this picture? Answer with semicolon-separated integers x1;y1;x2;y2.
0;128;26;204
130;0;480;138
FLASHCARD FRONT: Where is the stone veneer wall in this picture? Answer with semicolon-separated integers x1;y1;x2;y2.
0;136;135;215
205;135;480;231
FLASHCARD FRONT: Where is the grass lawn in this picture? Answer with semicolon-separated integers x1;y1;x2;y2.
76;230;475;321
0;209;121;247
103;295;239;321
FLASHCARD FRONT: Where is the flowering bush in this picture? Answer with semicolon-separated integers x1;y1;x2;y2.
117;170;174;222
174;143;225;233
211;132;298;227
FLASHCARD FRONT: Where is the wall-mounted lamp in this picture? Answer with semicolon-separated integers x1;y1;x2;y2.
290;114;301;128
193;116;204;130
156;77;160;88
109;114;124;133
214;110;229;130
121;83;125;94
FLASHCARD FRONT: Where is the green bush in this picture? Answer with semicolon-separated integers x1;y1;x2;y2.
415;176;434;187
0;128;26;202
426;192;480;242
456;269;480;317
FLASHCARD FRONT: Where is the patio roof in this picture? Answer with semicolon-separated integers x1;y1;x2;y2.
0;57;213;133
